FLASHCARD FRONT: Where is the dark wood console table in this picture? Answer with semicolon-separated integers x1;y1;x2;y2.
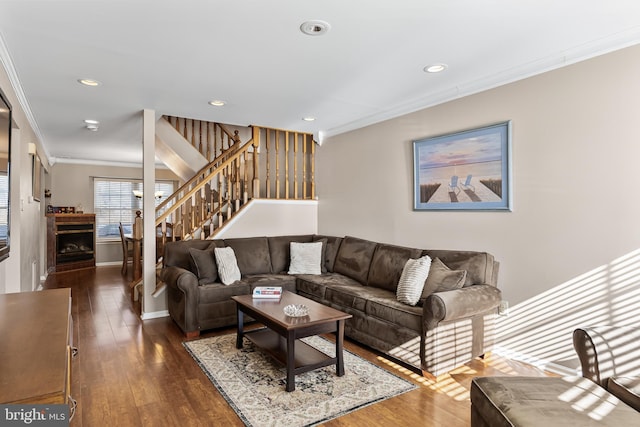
0;288;74;405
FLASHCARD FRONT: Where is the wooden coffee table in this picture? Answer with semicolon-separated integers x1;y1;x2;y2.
232;291;352;392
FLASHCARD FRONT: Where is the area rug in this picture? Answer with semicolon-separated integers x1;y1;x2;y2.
183;333;417;426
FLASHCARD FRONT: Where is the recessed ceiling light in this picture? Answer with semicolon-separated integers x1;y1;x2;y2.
84;119;99;131
424;64;448;73
208;100;226;106
302;117;316;122
78;78;101;87
300;20;331;36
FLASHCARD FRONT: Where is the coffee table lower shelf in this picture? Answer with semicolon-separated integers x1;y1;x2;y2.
244;328;336;373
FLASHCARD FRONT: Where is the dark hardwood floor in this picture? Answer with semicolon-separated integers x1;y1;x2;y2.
44;266;550;427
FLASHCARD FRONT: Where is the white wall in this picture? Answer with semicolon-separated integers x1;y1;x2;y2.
215;199;318;239
0;58;44;293
317;44;640;372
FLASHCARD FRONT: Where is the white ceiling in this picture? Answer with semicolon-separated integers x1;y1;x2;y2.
0;0;639;166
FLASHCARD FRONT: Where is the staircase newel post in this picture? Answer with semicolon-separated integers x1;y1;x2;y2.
253;126;260;199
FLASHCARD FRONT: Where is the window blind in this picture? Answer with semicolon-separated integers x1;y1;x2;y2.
93;178;175;239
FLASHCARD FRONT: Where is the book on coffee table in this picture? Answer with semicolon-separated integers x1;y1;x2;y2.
252;286;282;299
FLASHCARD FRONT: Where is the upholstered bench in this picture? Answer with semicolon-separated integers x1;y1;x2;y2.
470;376;640;426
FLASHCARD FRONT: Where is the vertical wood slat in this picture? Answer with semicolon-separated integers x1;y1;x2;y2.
294;133;299;199
200;186;206;224
235;156;241;210
242;151;248;203
198;120;202;154
206;122;211;161
226;166;233;219
218;175;223;227
285;131;290;199
191;119;196;151
181;204;187;240
265;128;271;199
275;130;281;199
252;126;260;199
311;136;316;199
303;134;307;199
214;123;219;160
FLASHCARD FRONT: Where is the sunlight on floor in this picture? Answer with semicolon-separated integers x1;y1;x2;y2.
375;351;537;402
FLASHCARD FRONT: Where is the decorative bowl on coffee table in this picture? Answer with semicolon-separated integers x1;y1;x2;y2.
283;304;309;317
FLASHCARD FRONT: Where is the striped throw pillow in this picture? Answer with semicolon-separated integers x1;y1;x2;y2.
214;247;241;285
396;255;432;306
288;242;323;275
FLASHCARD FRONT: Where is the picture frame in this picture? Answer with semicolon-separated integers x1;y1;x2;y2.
413;121;512;211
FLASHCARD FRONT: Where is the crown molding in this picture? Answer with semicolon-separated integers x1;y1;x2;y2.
0;31;51;163
50;156;169;169
324;29;640;139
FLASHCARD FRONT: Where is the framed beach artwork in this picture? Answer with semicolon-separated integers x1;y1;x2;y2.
413;121;512;211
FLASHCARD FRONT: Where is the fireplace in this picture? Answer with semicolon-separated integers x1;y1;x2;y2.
47;214;96;273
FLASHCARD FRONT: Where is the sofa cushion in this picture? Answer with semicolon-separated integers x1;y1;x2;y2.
214;247;241;285
198;281;250;304
366;294;423;333
420;257;467;299
324;283;373;312
296;273;361;300
188;247;218;285
224;237;272;275
368;243;423;291
608;377;640;412
424;250;495;287
288;241;323;275
333;236;378;285
242;274;298;293
164;240;223;270
396;255;431;306
313;235;342;273
267;235;314;274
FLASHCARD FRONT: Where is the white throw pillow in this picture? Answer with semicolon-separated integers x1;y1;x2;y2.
396;255;432;306
214;247;241;285
288;242;323;275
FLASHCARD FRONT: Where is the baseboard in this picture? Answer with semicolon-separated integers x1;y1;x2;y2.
141;309;170;320
493;345;579;376
96;261;121;267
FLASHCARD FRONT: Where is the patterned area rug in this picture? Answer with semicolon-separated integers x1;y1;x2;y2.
183;333;417;426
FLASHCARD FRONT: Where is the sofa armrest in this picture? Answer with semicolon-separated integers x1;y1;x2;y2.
162;266;199;298
423;284;501;331
573;326;640;389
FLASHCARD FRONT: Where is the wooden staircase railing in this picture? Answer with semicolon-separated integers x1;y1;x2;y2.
154;121;316;246
164;115;242;162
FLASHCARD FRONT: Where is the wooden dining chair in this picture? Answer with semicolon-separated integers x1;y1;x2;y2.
119;222;134;275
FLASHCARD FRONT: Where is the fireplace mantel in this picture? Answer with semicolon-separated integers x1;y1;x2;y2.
46;213;96;273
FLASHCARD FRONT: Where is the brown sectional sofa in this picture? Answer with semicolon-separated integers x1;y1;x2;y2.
161;234;502;377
